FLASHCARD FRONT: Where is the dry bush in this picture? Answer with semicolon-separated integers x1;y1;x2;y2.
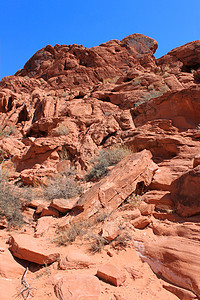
88;233;108;253
0;126;17;138
54;221;89;246
135;86;169;107
58;147;69;161
111;231;132;250
125;193;142;207
57;124;69;136
0;171;24;227
86;146;132;181
43;176;82;201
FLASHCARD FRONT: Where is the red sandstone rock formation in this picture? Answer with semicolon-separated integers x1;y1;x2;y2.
1;33;200;299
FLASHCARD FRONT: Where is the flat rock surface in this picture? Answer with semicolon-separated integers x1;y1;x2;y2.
8;234;60;265
54;274;101;300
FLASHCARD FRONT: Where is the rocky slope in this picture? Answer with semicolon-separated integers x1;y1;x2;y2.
1;33;200;299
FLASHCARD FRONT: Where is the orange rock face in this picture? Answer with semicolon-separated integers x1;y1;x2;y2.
1;33;200;299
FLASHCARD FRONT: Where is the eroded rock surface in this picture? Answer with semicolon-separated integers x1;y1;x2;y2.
1;34;200;299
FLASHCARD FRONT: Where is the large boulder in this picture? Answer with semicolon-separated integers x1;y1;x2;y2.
132;87;200;130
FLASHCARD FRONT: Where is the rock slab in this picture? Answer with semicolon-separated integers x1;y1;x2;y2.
9;234;60;265
97;263;126;286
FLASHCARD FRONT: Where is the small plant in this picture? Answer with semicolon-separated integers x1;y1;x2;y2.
135;86;169;107
125;193;142;207
0;126;17;138
95;211;110;223
43;176;82;201
54;221;89;245
196;124;200;131
104;112;112;116
62;93;68;97
57;124;69;136
112;231;132;250
58;147;69;161
0;171;24;227
86;146;132;181
88;233;108;253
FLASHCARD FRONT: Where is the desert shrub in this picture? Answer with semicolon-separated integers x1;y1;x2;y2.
135;86;169;107
57;124;69;136
86;146;132;181
88;233;108;253
0;126;17;138
54;221;89;245
125;193;142;207
21;186;42;203
111;231;132;249
43;176;82;201
0;172;23;227
58;147;69;161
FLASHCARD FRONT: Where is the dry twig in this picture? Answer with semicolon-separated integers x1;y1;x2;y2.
16;267;36;299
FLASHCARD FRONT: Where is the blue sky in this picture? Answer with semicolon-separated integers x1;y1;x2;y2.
0;0;199;79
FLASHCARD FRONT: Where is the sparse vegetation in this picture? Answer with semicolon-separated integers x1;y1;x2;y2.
0;125;17;138
57;124;69;136
43;176;82;201
135;86;169;107
58;146;69;161
88;233;108;253
111;231;132;250
54;221;89;245
0;171;24;227
125;193;142;207
86;146;132;181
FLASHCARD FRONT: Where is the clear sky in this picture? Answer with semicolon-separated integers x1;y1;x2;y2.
0;0;199;80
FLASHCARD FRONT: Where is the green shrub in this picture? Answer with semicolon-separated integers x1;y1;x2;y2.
86;146;132;181
0;172;24;227
43;176;82;201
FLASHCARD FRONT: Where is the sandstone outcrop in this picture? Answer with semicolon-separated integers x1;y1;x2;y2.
1;33;200;299
73;149;157;221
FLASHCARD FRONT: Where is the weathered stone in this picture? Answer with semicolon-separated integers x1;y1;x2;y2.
134;235;200;297
54;274;101;300
130;216;151;229
171;165;200;217
97;263;126;286
73;150;157;222
8;234;60;265
0;246;24;278
50;198;78;213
